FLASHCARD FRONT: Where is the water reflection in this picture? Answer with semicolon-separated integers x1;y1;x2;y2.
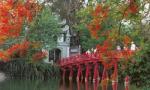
69;80;73;90
93;81;99;90
0;79;126;90
60;80;96;90
59;79;66;90
77;81;81;90
0;78;60;90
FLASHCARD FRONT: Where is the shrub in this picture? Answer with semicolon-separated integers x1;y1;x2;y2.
0;59;60;80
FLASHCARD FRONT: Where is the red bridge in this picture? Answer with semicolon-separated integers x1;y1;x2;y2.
58;49;134;90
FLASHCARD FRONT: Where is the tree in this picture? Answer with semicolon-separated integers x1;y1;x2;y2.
28;7;61;50
76;0;149;52
76;0;150;87
0;0;39;61
0;0;60;61
40;0;83;28
27;6;61;61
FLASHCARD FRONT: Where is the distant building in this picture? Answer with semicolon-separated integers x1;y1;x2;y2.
44;18;81;63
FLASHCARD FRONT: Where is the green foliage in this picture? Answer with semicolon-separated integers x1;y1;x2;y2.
75;5;97;51
118;45;150;88
75;23;96;51
130;47;150;87
28;7;61;50
119;51;150;88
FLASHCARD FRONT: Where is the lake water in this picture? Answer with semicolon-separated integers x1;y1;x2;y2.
0;78;128;90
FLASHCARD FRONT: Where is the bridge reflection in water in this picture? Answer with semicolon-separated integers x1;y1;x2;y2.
59;80;98;90
59;79;127;90
0;78;127;90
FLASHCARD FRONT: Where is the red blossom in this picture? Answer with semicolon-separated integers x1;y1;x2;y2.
125;0;139;16
20;41;30;50
88;4;109;39
1;18;9;24
5;41;30;58
123;35;131;45
0;0;40;41
92;4;102;17
0;0;41;61
32;51;47;61
0;52;10;62
129;4;138;14
7;44;20;55
17;5;27;17
95;24;101;31
102;7;109;18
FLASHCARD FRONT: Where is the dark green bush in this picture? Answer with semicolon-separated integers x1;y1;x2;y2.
0;59;60;80
119;50;150;88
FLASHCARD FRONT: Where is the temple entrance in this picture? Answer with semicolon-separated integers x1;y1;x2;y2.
49;48;61;63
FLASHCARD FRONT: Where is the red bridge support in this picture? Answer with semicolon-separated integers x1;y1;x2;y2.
112;63;118;90
124;76;129;90
76;64;82;82
61;63;130;90
69;66;73;81
62;68;66;81
93;62;99;83
85;63;91;82
101;68;109;90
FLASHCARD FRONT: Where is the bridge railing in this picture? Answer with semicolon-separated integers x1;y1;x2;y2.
58;52;101;67
58;49;135;67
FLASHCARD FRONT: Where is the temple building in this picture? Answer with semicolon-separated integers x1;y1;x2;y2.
44;18;81;63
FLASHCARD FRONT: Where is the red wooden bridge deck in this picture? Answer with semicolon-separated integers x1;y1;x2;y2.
58;50;124;67
59;53;99;67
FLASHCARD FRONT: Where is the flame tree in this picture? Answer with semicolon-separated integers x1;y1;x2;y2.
0;0;35;61
0;0;60;62
0;0;61;79
76;0;149;87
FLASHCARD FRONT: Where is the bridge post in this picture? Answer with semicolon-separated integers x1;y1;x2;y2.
124;75;129;90
94;80;99;90
93;62;99;83
101;68;109;90
112;62;118;90
69;66;73;81
76;64;82;82
77;80;81;90
85;79;90;90
62;68;66;81
93;63;99;90
69;77;73;90
85;63;91;82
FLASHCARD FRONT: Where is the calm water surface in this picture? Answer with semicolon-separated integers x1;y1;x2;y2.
0;79;126;90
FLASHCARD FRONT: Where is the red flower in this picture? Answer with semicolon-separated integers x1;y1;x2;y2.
17;5;27;17
129;4;138;14
95;24;101;31
0;52;10;62
32;51;47;61
1;18;9;24
123;35;131;45
92;4;102;17
7;44;20;55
